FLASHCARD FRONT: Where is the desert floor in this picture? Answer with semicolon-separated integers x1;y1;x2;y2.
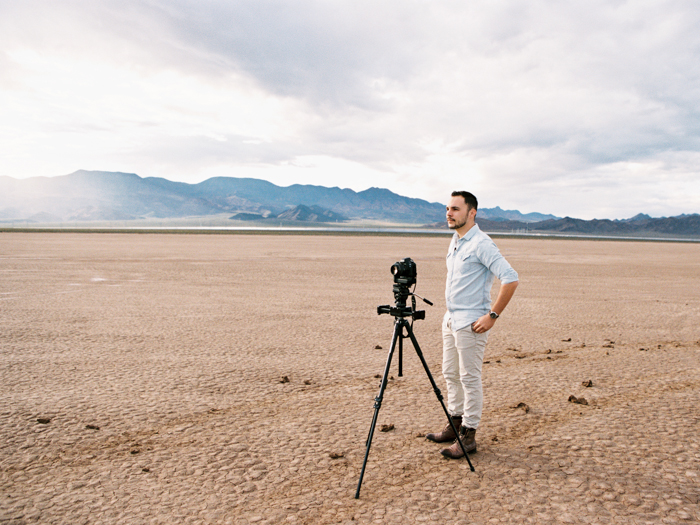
1;232;699;525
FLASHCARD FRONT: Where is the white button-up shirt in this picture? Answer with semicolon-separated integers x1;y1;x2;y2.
445;224;519;331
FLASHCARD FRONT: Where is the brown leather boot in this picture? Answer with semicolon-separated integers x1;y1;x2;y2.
425;415;462;443
440;426;477;459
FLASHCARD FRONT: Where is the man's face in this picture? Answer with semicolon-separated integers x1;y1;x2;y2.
446;195;473;231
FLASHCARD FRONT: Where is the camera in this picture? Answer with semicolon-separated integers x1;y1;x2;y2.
378;257;422;318
390;257;417;287
379;257;430;318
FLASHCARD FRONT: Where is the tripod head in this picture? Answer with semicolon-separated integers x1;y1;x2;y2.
377;287;426;319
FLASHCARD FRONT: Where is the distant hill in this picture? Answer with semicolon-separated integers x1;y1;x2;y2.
477;206;557;223
275;204;347;222
0;170;552;225
469;215;700;238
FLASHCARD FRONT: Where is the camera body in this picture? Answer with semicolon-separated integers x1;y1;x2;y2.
391;257;417;287
378;257;423;319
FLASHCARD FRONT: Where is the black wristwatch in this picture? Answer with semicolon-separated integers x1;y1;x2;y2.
489;311;499;319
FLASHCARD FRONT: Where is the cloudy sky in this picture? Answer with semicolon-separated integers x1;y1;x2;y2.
2;0;700;219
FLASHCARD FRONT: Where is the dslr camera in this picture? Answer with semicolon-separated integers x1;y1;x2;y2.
390;257;417;287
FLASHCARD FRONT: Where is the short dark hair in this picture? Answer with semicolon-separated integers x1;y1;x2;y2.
451;191;478;210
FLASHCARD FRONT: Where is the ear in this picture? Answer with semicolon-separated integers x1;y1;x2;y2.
468;207;477;220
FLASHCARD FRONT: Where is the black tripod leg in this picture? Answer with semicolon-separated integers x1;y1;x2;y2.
398;327;403;377
403;320;475;472
355;318;402;499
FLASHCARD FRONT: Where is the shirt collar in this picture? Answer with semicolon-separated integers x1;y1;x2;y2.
454;223;480;243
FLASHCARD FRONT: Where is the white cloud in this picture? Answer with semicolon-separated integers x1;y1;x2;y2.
1;0;700;219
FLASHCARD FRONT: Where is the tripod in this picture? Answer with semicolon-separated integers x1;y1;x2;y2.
355;283;474;499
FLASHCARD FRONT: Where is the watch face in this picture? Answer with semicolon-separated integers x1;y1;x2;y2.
489;312;498;319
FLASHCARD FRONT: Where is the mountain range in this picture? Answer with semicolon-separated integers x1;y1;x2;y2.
0;170;697;238
0;170;552;225
468;215;700;237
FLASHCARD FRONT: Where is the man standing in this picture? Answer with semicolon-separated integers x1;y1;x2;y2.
426;191;519;458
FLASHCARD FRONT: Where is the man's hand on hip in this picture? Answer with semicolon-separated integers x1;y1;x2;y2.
471;314;496;334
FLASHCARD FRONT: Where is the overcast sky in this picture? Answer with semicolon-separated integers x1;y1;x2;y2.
2;0;700;219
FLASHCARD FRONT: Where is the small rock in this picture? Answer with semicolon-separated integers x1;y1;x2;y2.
303;379;311;385
492;436;499;442
374;374;381;378
513;402;530;413
86;424;100;430
279;376;290;383
380;424;394;432
142;467;150;472
562;338;571;342
568;395;588;405
582;380;593;388
130;449;140;455
37;418;51;424
329;452;344;459
375;345;382;350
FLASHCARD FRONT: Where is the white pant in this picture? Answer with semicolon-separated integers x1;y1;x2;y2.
442;313;489;429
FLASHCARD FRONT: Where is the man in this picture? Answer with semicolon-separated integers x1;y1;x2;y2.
426;191;519;458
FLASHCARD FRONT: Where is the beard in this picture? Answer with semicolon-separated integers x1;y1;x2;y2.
448;217;467;230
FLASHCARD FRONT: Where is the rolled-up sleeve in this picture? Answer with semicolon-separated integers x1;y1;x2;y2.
477;239;519;284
